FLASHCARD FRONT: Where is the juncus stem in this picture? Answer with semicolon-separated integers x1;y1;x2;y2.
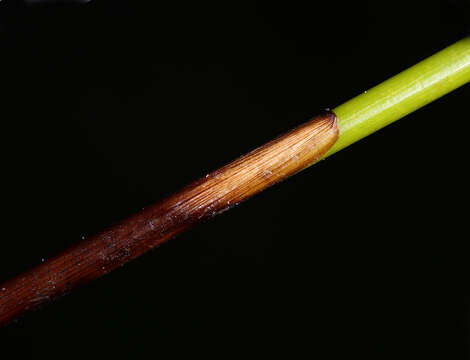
0;113;339;326
327;36;470;157
1;37;470;326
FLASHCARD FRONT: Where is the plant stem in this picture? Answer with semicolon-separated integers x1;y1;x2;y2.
0;113;338;327
1;37;470;326
326;36;470;157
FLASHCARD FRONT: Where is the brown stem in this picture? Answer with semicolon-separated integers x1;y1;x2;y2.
0;111;338;326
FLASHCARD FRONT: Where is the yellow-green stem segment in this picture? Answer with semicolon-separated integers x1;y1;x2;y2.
326;36;470;157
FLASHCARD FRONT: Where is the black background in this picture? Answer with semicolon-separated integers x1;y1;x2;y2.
1;0;470;358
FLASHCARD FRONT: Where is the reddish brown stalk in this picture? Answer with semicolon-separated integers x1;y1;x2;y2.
0;111;338;326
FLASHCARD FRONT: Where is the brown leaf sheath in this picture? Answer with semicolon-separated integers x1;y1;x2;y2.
0;111;338;326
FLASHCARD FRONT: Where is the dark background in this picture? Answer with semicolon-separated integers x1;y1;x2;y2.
1;0;470;358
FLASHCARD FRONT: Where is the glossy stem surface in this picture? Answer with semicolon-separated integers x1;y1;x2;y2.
0;112;338;326
2;37;470;327
327;36;470;156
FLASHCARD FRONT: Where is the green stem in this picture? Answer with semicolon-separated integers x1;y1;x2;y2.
325;36;470;157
